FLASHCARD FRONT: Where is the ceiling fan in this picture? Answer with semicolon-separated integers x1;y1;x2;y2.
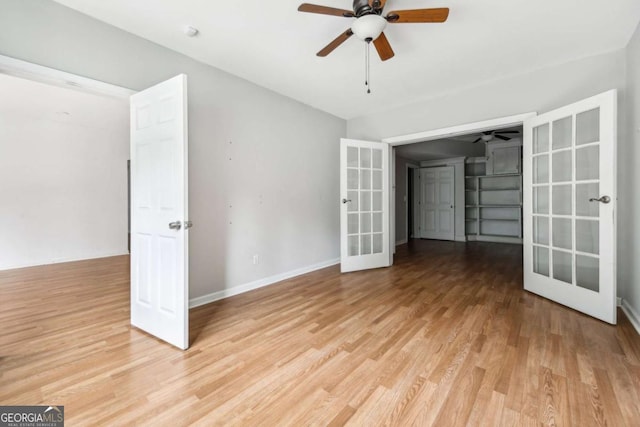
298;0;450;61
472;130;521;144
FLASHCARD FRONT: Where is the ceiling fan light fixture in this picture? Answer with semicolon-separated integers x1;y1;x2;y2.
481;134;493;142
351;14;387;42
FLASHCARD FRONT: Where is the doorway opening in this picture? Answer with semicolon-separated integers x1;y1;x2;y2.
390;118;528;247
0;71;131;270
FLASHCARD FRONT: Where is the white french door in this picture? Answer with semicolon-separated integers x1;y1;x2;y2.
523;90;617;324
130;75;190;349
420;166;455;240
340;138;392;273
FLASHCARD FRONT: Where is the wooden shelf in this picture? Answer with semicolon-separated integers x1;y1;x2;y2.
464;154;523;243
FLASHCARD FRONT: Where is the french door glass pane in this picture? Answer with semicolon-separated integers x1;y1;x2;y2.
361;234;372;255
552;185;572;215
576;183;599;217
576;255;599;292
372;191;382;211
372;233;383;254
372;149;382;169
552;151;572;182
576;219;599;254
348;236;359;256
360;213;372;233
372;170;382;190
347;190;359;212
534;246;550;276
534;216;549;245
347;169;359;190
360;169;371;190
553;250;573;284
576;108;600;145
372;212;382;233
552;218;572;250
576;145;599;181
347;147;358;167
534;186;549;214
533;155;549;183
552;116;572;149
360;191;371;212
348;214;359;234
360;148;371;168
533;123;549;154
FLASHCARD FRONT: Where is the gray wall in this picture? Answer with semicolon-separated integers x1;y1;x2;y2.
0;74;129;269
622;22;640;321
0;0;346;300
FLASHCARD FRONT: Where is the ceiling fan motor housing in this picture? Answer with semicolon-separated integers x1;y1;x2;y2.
353;0;375;17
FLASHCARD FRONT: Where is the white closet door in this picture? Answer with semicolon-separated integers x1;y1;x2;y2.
421;166;455;241
523;90;616;324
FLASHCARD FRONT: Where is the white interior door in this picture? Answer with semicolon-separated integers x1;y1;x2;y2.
340;138;391;273
421;166;455;240
523;90;616;324
130;74;189;349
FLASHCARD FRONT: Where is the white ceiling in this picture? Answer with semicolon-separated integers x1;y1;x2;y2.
52;0;640;120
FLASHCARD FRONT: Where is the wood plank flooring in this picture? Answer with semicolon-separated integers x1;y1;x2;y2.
1;240;639;426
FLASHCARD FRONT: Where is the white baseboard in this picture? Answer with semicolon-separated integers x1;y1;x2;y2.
0;251;129;271
621;298;640;336
395;239;408;246
189;257;340;308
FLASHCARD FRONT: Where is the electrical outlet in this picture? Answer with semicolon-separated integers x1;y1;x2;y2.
252;254;259;265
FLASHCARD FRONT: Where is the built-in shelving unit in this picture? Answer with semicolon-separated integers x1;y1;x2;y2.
464;153;522;244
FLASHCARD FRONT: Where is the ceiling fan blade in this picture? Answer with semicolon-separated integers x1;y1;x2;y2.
317;29;353;57
298;3;355;17
373;32;394;61
386;8;450;23
494;130;520;134
495;135;511;141
473;138;482;144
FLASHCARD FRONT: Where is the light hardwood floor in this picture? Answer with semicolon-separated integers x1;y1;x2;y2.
1;240;639;426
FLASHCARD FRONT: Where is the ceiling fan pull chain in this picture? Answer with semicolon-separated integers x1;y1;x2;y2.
364;42;368;89
366;41;371;94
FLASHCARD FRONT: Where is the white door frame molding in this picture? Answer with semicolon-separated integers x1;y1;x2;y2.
0;54;135;99
382;113;537;146
382;113;537;247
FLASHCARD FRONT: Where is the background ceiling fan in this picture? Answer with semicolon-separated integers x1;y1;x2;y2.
472;130;521;143
298;0;450;61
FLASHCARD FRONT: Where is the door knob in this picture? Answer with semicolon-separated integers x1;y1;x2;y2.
589;195;611;204
169;221;182;230
342;198;352;204
185;221;193;229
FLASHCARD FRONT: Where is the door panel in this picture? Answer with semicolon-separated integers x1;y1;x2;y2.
130;75;189;349
421;166;455;240
340;139;391;273
523;90;616;324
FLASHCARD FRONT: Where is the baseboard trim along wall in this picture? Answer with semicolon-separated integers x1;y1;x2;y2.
189;257;340;308
0;251;129;271
395;239;408;246
621;298;640;336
